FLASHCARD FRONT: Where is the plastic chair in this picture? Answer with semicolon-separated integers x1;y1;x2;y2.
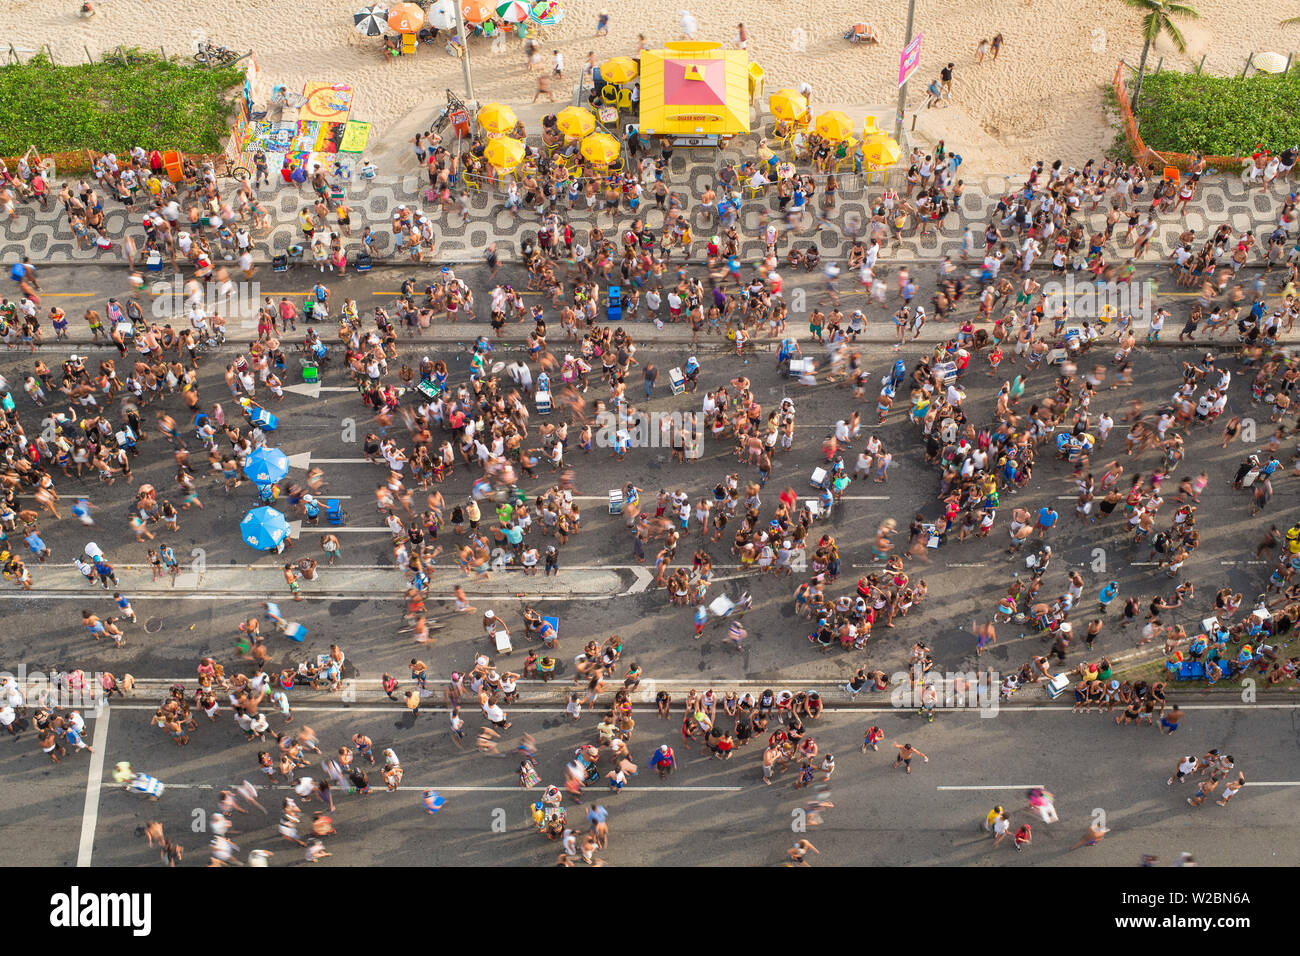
600;85;619;106
616;88;634;111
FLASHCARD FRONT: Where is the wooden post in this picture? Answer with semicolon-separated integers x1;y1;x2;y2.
1196;54;1205;74
1242;53;1253;78
84;44;93;65
1285;53;1294;75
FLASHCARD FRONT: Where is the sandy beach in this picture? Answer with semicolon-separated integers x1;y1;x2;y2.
3;0;1297;174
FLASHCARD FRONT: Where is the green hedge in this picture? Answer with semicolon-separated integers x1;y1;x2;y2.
0;52;240;155
1133;68;1300;157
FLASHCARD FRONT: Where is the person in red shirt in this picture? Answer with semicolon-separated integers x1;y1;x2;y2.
1014;823;1032;852
30;173;48;210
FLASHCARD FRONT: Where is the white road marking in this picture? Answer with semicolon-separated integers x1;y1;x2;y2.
130;781;741;793
936;785;1044;791
76;702;110;867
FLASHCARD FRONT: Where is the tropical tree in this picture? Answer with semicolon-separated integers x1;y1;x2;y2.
1122;0;1200;108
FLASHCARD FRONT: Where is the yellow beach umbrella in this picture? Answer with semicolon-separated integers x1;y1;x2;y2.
768;88;807;122
861;134;901;168
814;110;854;142
580;131;621;165
555;106;596;140
484;136;526;171
477;102;518;135
601;56;639;84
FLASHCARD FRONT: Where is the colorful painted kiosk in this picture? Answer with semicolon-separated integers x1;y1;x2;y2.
638;41;763;147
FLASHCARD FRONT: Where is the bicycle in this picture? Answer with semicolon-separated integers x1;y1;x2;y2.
193;41;240;66
213;154;250;183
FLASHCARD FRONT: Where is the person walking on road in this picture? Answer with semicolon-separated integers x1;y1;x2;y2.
891;741;928;774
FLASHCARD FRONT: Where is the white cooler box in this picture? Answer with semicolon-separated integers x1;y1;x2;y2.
608;489;624;514
809;466;828;488
1045;673;1071;700
668;367;685;395
535;389;552;414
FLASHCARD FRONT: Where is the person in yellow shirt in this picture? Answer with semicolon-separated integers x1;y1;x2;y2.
982;804;1003;833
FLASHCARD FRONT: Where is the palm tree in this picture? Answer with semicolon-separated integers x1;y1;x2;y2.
1122;0;1201;109
1283;16;1300;24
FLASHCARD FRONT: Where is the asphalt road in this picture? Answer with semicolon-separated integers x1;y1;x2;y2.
2;262;1297;868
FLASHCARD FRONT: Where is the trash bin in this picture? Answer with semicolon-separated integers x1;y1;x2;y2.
162;150;185;183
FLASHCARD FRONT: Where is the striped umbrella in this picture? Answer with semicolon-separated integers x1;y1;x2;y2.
497;0;531;22
529;0;563;25
353;4;389;36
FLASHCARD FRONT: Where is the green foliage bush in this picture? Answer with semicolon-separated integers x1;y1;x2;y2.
1133;68;1300;156
0;52;240;155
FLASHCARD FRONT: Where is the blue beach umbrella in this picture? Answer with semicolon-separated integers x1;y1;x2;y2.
241;506;291;551
243;447;290;485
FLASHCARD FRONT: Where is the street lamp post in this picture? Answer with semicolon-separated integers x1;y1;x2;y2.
454;1;476;105
894;0;916;145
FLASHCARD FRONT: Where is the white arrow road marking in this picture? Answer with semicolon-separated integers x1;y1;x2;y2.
76;701;110;867
628;566;653;593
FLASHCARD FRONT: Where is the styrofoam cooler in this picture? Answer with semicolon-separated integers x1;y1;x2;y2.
788;357;811;377
708;595;736;618
285;622;307;642
535;389;552;414
809;467;828;488
669;367;685;395
1045;673;1070;699
248;407;277;430
608;489;623;514
494;626;513;655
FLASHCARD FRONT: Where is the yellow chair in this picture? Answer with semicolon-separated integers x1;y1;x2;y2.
600;85;620;106
744;182;768;200
400;33;417;55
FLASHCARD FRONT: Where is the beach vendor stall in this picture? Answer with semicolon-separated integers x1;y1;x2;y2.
638;41;762;147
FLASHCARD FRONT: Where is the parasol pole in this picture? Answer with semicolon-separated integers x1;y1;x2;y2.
893;0;915;145
454;2;477;106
